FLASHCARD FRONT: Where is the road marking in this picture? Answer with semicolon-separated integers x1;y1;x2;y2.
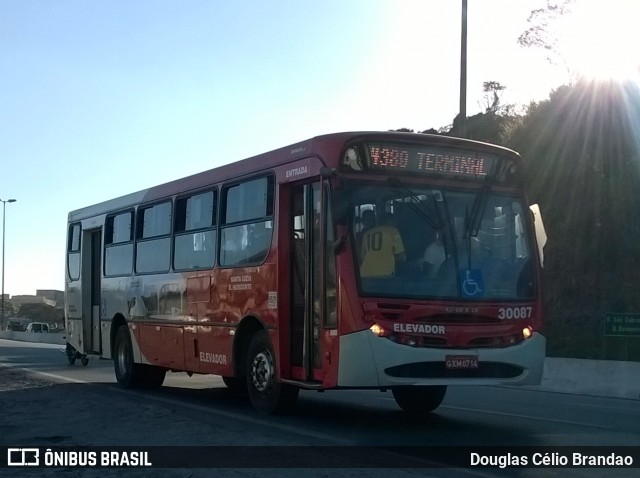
439;405;616;431
572;402;638;412
380;395;632;431
0;364;89;384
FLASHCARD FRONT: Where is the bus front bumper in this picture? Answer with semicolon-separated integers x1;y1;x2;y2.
337;329;546;388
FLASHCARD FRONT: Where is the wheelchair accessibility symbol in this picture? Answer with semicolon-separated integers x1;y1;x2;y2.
461;269;484;297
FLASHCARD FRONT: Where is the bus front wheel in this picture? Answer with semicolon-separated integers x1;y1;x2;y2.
222;376;247;394
246;330;298;414
392;385;447;415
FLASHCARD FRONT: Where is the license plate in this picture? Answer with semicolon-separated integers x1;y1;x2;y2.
445;355;479;369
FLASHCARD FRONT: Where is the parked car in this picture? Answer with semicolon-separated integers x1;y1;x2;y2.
26;322;49;333
6;320;24;332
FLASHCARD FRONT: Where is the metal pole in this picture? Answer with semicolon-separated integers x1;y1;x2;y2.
459;0;468;138
1;201;5;329
1;198;16;329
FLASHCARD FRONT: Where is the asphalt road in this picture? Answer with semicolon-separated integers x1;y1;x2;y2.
0;339;638;478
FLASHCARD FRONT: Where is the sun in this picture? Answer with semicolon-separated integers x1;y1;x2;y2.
557;0;640;84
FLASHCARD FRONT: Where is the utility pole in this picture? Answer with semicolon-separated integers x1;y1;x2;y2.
459;0;468;138
1;198;17;329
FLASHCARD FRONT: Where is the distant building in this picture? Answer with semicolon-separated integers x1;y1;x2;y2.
11;295;56;308
36;289;64;306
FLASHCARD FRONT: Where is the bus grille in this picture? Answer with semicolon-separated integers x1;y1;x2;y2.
384;362;523;379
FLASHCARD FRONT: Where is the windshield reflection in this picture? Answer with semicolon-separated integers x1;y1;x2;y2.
350;181;535;300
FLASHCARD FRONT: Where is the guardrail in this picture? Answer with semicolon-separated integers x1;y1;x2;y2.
0;330;66;345
537;357;640;400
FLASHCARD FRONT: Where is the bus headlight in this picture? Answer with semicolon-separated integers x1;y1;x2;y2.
522;326;533;339
370;323;385;336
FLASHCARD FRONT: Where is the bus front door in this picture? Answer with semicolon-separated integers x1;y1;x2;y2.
290;182;322;382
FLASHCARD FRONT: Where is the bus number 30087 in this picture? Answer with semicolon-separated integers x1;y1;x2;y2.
498;307;533;320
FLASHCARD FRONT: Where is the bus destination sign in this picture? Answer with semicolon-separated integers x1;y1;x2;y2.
341;142;518;183
369;144;491;179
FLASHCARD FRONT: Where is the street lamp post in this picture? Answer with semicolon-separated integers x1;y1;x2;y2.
1;198;17;329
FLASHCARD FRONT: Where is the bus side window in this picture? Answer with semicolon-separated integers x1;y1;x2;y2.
67;223;81;281
174;190;216;270
220;176;274;267
104;210;134;276
136;201;172;274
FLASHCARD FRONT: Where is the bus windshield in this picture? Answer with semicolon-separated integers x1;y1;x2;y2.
350;180;535;301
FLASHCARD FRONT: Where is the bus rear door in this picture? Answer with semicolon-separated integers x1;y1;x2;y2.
81;228;102;354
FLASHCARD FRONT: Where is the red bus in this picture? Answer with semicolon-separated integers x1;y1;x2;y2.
64;131;546;414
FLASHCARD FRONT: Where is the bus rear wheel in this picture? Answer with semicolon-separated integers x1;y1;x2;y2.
114;325;166;389
392;385;447;415
246;331;298;414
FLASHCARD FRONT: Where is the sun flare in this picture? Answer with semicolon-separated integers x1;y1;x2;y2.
557;1;640;84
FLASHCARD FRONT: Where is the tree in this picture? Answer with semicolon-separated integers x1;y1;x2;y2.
481;81;507;114
445;82;517;144
517;0;574;68
17;303;60;323
1;301;16;318
392;128;415;133
504;80;640;359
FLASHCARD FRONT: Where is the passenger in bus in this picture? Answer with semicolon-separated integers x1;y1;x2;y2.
422;231;446;278
360;212;406;278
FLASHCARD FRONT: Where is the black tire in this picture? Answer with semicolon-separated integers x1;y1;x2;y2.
246;330;298;414
80;356;89;367
392;385;447;415
65;343;77;366
113;324;147;388
222;376;247;394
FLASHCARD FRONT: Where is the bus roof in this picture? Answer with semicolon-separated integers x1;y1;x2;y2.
68;131;520;222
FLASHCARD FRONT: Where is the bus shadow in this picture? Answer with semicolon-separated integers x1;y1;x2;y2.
291;391;531;446
151;384;541;447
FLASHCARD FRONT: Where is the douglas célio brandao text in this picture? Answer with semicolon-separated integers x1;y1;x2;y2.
470;452;634;468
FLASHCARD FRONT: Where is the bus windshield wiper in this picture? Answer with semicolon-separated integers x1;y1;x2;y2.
463;180;491;270
466;174;492;239
387;177;443;230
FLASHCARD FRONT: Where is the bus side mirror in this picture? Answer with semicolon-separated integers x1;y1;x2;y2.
529;204;546;267
332;189;349;226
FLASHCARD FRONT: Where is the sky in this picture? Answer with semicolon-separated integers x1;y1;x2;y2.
1;0;638;297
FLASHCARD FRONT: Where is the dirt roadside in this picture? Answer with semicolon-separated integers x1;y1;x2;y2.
0;366;389;478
